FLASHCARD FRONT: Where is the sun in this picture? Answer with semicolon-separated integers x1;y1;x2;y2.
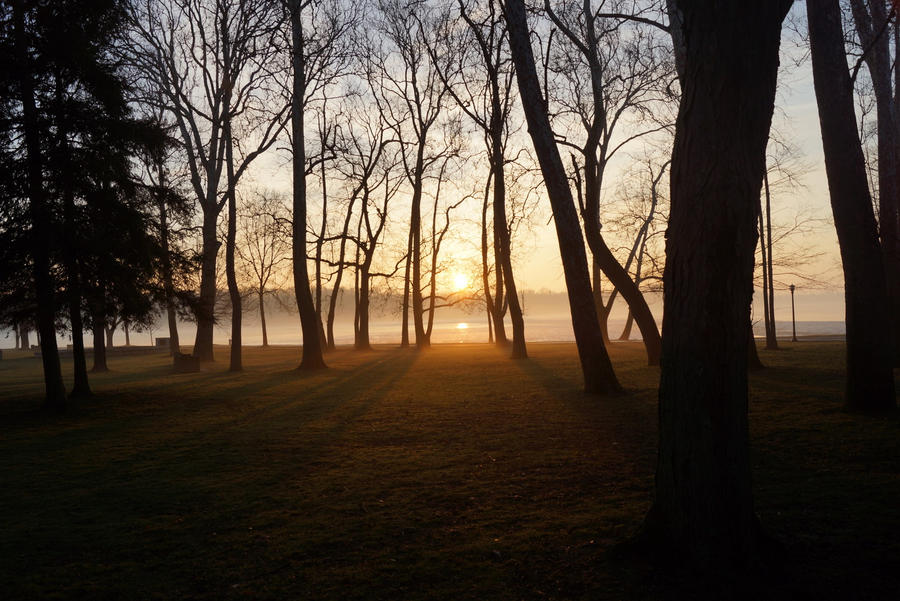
452;272;469;292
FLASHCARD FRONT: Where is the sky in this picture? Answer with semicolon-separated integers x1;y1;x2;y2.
238;3;846;326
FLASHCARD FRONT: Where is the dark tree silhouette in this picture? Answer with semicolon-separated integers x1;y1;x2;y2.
636;0;792;571
504;0;620;394
542;0;669;365
10;0;66;408
808;0;895;411
848;0;900;365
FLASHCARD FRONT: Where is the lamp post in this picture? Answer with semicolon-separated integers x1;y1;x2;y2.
789;284;797;342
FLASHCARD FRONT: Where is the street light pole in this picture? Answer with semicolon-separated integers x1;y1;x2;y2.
789;284;797;342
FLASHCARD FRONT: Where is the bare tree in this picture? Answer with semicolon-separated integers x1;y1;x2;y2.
847;0;900;364
505;0;621;394
130;0;287;365
541;0;674;365
330;89;403;350
373;0;462;349
285;0;352;368
236;190;291;347
426;0;527;358
808;0;895;411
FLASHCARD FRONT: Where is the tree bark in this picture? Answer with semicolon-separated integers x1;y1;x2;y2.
289;0;326;370
13;0;66;408
505;0;620;394
639;0;792;570
808;0;895;411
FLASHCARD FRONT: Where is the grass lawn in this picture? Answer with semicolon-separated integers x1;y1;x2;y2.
0;341;898;600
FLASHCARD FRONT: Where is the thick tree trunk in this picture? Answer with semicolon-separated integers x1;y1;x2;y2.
91;307;108;373
506;0;620;394
105;325;114;349
808;0;895;411
849;0;900;365
124;321;130;346
639;0;791;570
193;207;218;361
14;0;66;408
289;0;326;370
356;263;372;350
20;326;30;350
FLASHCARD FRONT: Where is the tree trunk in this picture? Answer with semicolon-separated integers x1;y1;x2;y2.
410;149;427;349
747;318;764;371
493;146;527;359
592;261;610;343
764;172;778;349
224;111;242;372
105;324;115;349
506;0;620;394
481;180;497;344
639;0;791;570
193;206;219;361
55;74;91;398
356;261;372;350
124;321;130;346
259;291;269;347
91;306;109;373
325;195;356;351
849;0;900;365
158;187;180;355
289;0;326;370
401;230;411;348
316;142;328;349
758;205;773;346
13;0;66;408
20;326;30;350
808;0;895;411
619;310;634;341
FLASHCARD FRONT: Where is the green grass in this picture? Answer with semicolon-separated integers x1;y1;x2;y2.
0;342;898;600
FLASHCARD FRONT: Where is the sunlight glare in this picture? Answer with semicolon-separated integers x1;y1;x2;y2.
456;322;468;330
453;272;469;291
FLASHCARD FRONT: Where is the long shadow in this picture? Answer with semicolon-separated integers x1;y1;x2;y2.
46;349;422;477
